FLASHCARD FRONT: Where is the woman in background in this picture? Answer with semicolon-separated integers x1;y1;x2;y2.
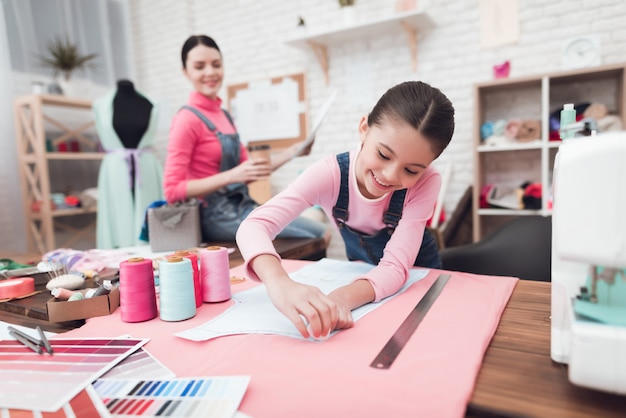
163;34;329;243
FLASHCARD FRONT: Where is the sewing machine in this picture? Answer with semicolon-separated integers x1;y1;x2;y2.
551;130;626;395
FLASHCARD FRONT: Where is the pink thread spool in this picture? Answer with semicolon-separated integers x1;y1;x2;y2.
119;257;158;323
199;246;231;303
174;250;202;308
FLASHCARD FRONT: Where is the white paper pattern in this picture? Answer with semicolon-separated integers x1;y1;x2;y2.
176;259;428;342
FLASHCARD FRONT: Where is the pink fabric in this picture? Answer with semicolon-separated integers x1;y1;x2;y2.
60;260;517;418
236;149;441;301
163;91;247;202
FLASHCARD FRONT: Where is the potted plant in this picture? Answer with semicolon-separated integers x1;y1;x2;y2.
338;0;356;25
38;37;97;95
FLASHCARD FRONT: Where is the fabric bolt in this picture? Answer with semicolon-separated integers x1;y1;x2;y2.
237;147;441;302
59;260;518;418
93;91;164;249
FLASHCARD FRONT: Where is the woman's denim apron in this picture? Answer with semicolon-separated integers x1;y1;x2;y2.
183;106;258;242
332;152;441;268
183;106;327;242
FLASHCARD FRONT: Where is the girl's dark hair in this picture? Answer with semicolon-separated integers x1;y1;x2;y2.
367;81;455;158
181;35;221;68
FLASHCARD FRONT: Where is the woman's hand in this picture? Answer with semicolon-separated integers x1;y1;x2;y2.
230;158;271;184
286;139;313;158
264;277;339;339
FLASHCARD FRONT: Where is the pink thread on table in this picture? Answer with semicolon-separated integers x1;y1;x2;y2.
199;246;232;303
119;257;158;322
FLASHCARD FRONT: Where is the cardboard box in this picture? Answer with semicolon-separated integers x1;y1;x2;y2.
46;287;120;322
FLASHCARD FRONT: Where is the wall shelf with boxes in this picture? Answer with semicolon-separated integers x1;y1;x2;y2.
285;9;433;84
473;63;626;241
14;94;102;254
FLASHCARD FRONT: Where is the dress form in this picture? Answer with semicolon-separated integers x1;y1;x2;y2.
112;79;153;148
112;80;153;193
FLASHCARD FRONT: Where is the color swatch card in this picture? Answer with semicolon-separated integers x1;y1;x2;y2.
100;347;176;380
0;337;148;412
93;376;250;417
1;385;112;418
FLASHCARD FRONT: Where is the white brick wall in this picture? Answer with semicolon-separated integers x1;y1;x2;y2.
126;0;626;259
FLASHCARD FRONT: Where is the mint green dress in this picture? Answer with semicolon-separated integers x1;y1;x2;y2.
92;91;164;249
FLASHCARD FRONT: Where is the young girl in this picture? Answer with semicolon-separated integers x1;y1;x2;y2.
163;34;328;243
236;81;455;339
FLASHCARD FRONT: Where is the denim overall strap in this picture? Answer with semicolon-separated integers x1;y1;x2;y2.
182;105;244;194
331;151;441;268
182;105;257;242
383;189;407;233
332;152;350;226
182;105;217;131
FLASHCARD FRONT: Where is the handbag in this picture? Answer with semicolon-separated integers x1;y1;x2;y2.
147;199;201;252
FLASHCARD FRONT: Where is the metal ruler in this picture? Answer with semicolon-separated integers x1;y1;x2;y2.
370;274;451;369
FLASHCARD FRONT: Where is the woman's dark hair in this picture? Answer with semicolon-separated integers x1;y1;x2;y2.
367;81;455;158
181;35;221;68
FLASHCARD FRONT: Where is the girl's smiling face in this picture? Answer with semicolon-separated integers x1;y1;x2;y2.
355;115;436;199
183;44;224;99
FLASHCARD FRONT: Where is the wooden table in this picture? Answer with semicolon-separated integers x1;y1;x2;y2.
467;280;626;417
0;238;326;332
2;252;625;415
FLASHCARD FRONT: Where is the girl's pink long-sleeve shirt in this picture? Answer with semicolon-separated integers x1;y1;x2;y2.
236;147;441;301
163;92;247;203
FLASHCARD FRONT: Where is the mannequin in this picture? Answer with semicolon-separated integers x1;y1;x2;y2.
112;80;153;149
92;80;164;249
112;80;154;193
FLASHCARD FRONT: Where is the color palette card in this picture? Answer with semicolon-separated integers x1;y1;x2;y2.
100;348;176;380
1;385;111;418
93;376;250;417
0;337;148;412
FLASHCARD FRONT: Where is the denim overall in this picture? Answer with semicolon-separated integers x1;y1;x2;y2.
332;152;441;268
182;106;327;242
182;106;258;242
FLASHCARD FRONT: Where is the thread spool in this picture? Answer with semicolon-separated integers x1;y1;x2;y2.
68;292;84;301
51;287;77;300
174;250;202;308
119;257;158;323
199;246;232;303
159;256;196;321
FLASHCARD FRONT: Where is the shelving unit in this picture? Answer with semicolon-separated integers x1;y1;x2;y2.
13;94;102;254
285;9;433;84
473;63;626;241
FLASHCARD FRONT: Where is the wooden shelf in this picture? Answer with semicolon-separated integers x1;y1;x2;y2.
477;208;546;216
13;94;92;109
285;9;433;84
14;94;100;253
46;152;103;160
477;141;543;152
472;63;626;241
32;206;98;219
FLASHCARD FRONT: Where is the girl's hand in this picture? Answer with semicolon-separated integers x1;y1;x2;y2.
327;294;354;331
264;278;339;339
